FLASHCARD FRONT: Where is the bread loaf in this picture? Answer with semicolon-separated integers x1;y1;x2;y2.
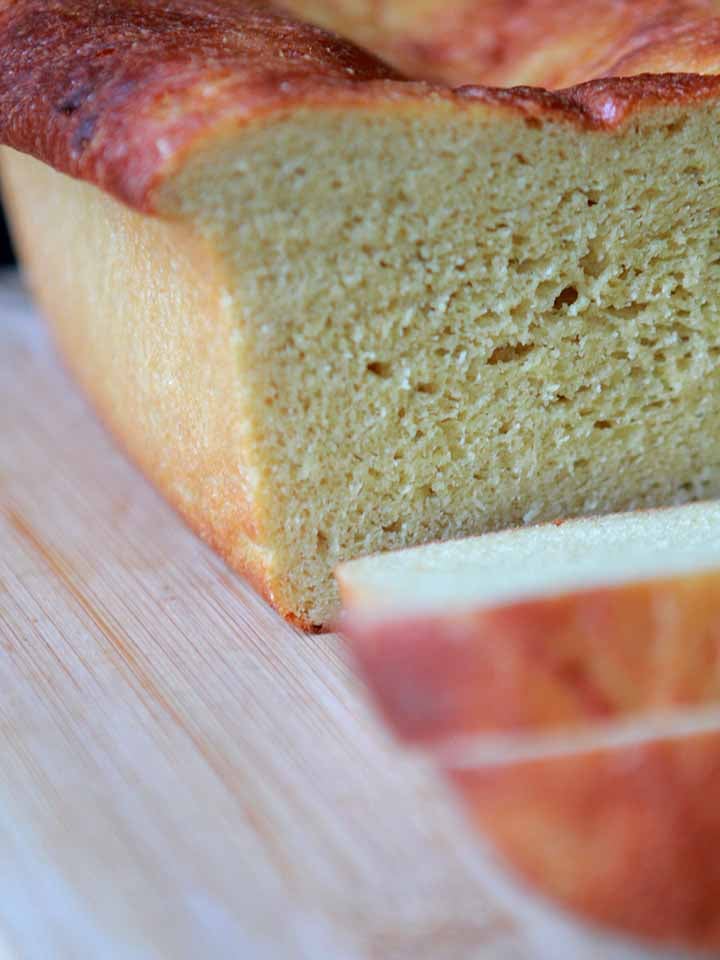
337;500;720;949
3;1;720;625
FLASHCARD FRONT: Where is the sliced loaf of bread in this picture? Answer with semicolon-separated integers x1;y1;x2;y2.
4;1;720;625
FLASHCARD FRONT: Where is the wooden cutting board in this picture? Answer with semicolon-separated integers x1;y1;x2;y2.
0;273;669;960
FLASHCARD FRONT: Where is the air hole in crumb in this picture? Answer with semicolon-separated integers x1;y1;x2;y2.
574;458;589;469
316;531;328;551
487;342;535;365
665;118;686;135
586;196;598;207
524;116;542;129
553;286;578;309
382;520;401;534
514;153;529;165
415;381;437;394
594;419;613;430
366;360;392;378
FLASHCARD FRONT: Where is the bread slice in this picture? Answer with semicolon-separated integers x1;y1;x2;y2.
338;500;720;736
337;501;720;949
4;2;720;626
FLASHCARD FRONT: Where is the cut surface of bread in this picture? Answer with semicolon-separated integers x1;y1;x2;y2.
4;2;720;625
336;504;720;949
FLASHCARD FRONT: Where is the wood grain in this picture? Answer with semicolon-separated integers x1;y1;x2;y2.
0;273;670;959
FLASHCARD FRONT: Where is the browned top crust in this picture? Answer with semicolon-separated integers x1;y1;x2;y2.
1;0;720;212
0;0;405;209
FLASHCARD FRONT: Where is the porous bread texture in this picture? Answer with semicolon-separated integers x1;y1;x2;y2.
7;93;720;626
159;98;720;625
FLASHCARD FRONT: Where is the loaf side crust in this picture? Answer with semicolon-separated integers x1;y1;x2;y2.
0;147;305;623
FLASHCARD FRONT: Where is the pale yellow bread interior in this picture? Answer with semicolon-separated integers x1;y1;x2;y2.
7;92;720;625
336;501;720;617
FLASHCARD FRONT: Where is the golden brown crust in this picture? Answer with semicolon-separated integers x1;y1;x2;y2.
448;731;720;950
341;572;720;741
457;72;720;129
0;0;403;211
2;1;720;212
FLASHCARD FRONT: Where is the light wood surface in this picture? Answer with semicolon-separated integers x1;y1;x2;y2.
0;274;672;959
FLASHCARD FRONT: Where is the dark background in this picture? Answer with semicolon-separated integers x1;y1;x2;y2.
0;207;15;265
